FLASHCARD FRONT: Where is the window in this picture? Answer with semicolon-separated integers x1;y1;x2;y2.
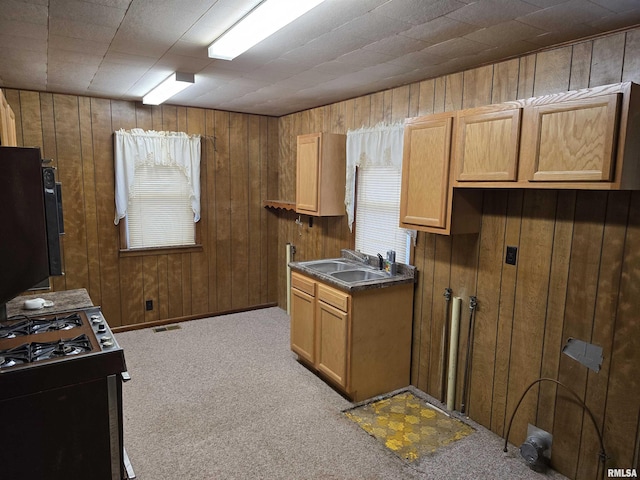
346;123;414;264
355;165;411;263
114;129;201;251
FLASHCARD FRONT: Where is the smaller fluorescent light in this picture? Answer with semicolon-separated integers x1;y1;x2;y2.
142;72;195;105
208;0;326;60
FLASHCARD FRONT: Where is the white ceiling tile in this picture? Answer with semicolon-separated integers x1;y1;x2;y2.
373;0;468;24
82;0;131;8
335;49;396;68
362;35;430;57
386;50;449;68
464;20;547;46
590;10;640;31
518;0;615;29
49;49;104;67
0;0;48;24
0;19;48;40
306;26;371;53
49;17;118;43
49;34;110;55
402;16;479;44
423;37;494;59
50;0;127;27
0;33;47;52
446;0;540;27
590;0;640;12
342;13;413;40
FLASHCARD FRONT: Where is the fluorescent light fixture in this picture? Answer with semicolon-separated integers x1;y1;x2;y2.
208;0;326;60
142;72;195;105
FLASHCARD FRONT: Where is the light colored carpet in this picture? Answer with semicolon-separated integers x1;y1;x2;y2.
116;307;567;480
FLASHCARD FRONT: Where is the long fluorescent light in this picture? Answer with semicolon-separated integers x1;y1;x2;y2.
208;0;326;60
142;72;195;105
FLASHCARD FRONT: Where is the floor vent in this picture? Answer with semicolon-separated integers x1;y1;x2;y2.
153;325;182;333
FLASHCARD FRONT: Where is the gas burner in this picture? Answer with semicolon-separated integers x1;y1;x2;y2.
0;319;31;339
29;313;83;335
0;344;30;368
31;335;92;362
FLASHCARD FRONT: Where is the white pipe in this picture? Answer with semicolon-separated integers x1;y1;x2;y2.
286;243;292;315
447;296;462;411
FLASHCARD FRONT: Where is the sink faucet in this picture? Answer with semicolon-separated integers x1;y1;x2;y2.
351;250;369;265
377;253;384;270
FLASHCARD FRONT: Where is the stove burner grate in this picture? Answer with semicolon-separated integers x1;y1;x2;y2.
0;319;31;339
0;313;83;338
31;334;92;362
30;313;83;334
0;344;30;368
0;335;92;368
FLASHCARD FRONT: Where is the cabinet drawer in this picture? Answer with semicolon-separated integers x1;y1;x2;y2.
317;283;350;312
291;272;315;296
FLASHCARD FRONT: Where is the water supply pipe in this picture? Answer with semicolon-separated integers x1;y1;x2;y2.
286;243;295;315
447;296;462;411
461;296;478;415
439;288;452;402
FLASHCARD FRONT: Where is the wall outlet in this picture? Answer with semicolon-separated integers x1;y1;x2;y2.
145;299;153;311
506;246;518;265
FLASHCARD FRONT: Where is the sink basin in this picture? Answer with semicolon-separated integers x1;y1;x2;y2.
330;269;386;283
305;260;353;273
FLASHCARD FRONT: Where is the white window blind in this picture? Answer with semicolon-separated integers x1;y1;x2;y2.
355;166;410;263
127;165;194;249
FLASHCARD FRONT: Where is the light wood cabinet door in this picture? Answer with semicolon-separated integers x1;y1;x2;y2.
316;299;349;389
454;107;521;182
296;132;346;216
0;89;17;147
290;287;316;364
399;113;453;229
296;134;320;214
522;93;621;182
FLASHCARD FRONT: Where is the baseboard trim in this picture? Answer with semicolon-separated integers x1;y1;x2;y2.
112;302;279;333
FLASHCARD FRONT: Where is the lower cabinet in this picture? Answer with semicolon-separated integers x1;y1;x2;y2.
290;271;414;402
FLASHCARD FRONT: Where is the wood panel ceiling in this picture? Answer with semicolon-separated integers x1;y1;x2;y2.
1;0;639;116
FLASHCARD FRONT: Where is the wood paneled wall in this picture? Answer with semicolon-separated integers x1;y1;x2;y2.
276;28;640;479
6;91;280;327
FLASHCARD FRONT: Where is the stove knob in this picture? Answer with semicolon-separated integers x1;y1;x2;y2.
91;315;101;324
100;336;114;347
97;323;106;333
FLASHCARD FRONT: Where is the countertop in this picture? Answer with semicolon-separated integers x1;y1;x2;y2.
5;288;94;318
289;249;416;293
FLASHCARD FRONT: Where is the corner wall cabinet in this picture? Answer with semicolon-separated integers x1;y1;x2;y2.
290;271;414;402
296;132;346;216
0;89;17;147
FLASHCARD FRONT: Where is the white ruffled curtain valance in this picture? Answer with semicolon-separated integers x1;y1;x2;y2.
114;128;201;225
345;123;405;231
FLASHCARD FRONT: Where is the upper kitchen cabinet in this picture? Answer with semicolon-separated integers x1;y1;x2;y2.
519;87;628;186
399;113;481;235
296;132;346;216
453;105;521;182
0;89;17;147
453;82;640;190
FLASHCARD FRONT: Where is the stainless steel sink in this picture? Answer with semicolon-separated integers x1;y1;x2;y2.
305;260;353;273
330;269;386;283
